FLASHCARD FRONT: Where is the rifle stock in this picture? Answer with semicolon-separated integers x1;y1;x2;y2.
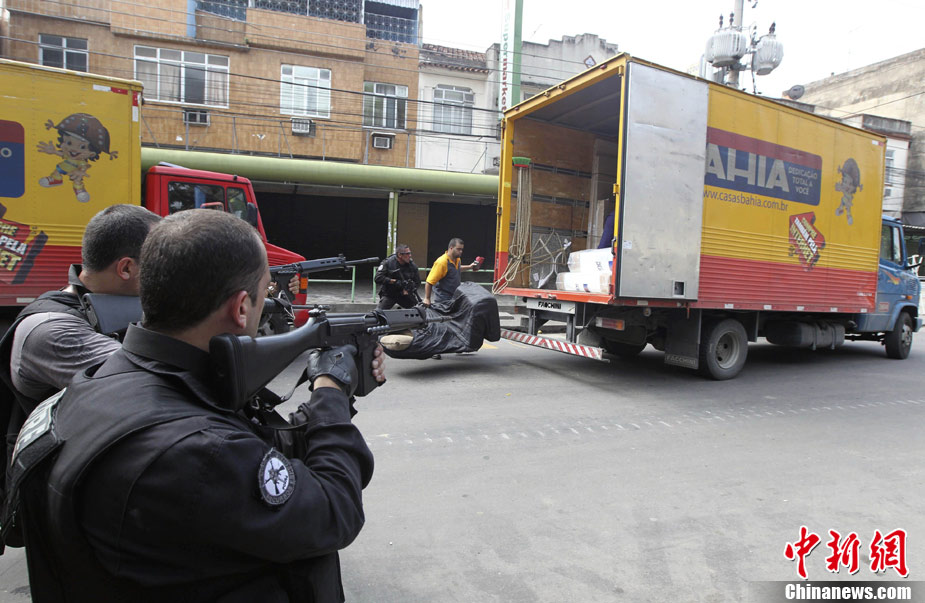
80;293;143;338
210;307;446;411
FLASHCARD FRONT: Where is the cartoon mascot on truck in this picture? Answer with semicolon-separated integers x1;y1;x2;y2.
36;113;118;203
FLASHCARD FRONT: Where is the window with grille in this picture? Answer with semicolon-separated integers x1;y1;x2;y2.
134;46;229;107
280;65;331;118
309;0;362;22
363;82;408;129
433;85;474;134
39;35;88;72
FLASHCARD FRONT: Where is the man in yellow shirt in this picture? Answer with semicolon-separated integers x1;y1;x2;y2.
424;238;479;306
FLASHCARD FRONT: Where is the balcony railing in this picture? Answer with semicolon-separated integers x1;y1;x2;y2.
198;0;247;21
365;13;417;44
196;0;417;44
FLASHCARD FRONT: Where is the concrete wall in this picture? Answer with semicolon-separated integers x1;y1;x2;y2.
796;48;925;219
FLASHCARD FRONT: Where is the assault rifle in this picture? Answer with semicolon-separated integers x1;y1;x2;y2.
270;254;379;301
210;306;449;412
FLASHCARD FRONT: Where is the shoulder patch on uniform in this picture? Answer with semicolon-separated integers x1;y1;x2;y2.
258;448;295;506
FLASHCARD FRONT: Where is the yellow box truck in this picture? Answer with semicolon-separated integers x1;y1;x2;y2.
494;54;922;379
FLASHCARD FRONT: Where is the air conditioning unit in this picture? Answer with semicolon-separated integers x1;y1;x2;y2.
183;109;210;126
372;134;393;149
291;117;315;136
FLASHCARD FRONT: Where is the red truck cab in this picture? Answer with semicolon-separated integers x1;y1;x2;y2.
144;165;308;326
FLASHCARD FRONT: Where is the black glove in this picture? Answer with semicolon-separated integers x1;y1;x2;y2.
306;344;358;397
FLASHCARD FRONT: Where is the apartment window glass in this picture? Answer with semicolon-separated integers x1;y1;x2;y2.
433;85;473;134
39;35;88;72
280;65;331;118
134;46;229;107
363;82;407;129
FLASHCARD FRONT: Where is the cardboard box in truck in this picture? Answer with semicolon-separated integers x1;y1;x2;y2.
494;54;921;379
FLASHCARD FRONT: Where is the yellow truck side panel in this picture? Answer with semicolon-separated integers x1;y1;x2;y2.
700;85;883;310
703;86;882;272
0;59;141;304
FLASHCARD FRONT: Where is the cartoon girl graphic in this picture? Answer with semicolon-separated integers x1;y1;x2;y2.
36;113;118;203
834;158;862;226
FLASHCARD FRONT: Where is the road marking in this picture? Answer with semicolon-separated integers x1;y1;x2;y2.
363;399;925;450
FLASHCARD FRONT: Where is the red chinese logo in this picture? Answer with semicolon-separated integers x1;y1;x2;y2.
785;527;909;579
825;530;861;574
870;529;908;577
784;526;821;579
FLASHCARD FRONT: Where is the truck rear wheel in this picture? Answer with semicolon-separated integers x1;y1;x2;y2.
884;312;913;359
699;319;747;380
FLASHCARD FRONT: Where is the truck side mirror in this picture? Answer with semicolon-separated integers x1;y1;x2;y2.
245;203;259;228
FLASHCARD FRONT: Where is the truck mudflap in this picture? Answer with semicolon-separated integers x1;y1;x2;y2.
500;329;608;361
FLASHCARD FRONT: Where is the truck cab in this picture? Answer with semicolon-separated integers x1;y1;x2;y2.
864;217;924;355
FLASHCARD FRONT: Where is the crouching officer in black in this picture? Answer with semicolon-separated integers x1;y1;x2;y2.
2;211;384;602
374;243;421;309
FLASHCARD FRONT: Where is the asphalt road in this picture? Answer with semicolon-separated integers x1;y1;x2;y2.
2;336;923;601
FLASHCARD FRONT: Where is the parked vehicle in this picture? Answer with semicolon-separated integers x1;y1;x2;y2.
0;59;306;323
493;54;922;379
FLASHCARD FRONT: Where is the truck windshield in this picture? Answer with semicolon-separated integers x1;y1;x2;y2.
167;182;224;213
167;182;257;227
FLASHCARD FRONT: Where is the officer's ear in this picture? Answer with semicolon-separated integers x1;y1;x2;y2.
225;290;250;330
115;256;138;282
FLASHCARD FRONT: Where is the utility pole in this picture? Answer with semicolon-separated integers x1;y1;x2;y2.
726;0;745;89
705;0;782;90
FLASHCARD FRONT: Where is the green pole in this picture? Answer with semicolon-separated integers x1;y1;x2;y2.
141;148;498;196
387;190;398;255
512;0;523;106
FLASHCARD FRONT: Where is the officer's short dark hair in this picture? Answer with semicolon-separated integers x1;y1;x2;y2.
81;205;161;272
448;238;464;248
396;243;410;254
140;211;266;332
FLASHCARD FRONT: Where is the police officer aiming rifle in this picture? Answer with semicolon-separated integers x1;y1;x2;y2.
375;243;421;309
3;210;385;602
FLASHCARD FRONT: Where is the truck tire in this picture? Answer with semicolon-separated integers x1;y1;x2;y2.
884;312;913;359
603;340;647;357
699;319;748;380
